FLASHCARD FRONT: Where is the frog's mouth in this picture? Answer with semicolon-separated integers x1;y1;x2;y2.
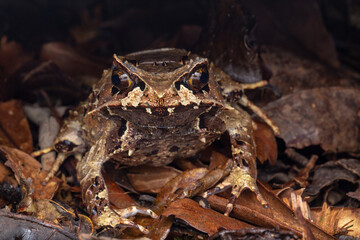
102;104;218;128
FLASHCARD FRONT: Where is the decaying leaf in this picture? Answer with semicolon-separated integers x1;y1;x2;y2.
261;47;359;96
263;87;360;153
243;0;339;69
40;42;106;79
207;182;336;239
0;146;60;200
0;100;33;153
197;0;263;84
209;228;299;240
103;174;135;209
253;122;278;165
311;203;360;238
9;60;87;104
126;165;182;194
0;162;20;207
0;208;78;240
0;36;33;76
162;198;252;236
306;159;360;198
154;168;209;208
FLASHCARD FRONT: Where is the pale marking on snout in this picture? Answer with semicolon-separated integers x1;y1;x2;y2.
120;87;144;107
167;107;175;115
177;85;201;106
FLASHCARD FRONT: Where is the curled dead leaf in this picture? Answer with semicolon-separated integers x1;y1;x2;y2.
126;165;182;194
0;100;33;153
263;87;360;153
162;198;252;236
0;146;61;200
311;203;360;238
253;121;278;165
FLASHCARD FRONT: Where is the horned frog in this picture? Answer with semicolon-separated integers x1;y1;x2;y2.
47;48;278;233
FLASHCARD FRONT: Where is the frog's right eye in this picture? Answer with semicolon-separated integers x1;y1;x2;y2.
55;139;77;152
111;70;135;93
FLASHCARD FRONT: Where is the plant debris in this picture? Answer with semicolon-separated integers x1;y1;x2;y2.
0;0;359;239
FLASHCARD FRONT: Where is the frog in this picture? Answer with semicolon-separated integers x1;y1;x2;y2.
46;48;278;234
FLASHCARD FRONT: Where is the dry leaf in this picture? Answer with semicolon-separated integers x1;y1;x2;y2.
154;168;209;208
253;121;278;165
103;174;135;210
12;61;87;104
261;47;358;96
0;37;33;76
306;159;360;197
207;182;336;239
162;198;252;236
0;208;77;240
209;228;299;240
311;203;360;238
0;146;60;200
263;87;360;153
126;165;181;194
243;0;339;68
40;42;106;78
0;100;33;153
197;0;262;84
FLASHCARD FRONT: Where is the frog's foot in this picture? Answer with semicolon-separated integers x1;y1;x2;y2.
94;206;158;234
202;166;267;216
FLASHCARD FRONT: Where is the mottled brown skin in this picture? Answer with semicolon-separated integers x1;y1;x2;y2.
50;48;267;233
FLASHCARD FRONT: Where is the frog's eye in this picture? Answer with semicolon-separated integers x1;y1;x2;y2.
55;139;77;152
111;70;135;93
184;68;209;91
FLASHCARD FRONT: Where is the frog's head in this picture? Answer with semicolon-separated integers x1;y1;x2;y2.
93;48;223;128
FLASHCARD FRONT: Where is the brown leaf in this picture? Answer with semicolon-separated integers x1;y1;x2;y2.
253;122;278;165
0;37;33;76
207;182;336;239
13;61;87;104
162;198;252;236
0;100;33;153
208;149;231;171
263;87;360;153
209;228;299;240
0;208;77;240
126;165;181;194
197;0;262;83
0;146;60;200
154;168;209;209
261;47;359;96
103;174;135;209
243;0;339;68
0;162;17;186
40;42;107;79
311;204;360;238
347;190;360;201
306;159;360;197
293;155;318;187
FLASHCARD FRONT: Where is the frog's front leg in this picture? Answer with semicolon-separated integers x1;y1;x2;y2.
203;106;267;216
77;137;157;234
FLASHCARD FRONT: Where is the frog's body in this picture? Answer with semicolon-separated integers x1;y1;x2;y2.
51;48;268;233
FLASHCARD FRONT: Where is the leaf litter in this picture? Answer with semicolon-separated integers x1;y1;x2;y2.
0;0;359;239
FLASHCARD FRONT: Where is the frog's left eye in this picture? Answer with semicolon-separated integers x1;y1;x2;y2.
112;70;135;93
185;68;209;91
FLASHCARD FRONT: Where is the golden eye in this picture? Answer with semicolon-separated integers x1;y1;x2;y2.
111;69;134;93
186;68;209;91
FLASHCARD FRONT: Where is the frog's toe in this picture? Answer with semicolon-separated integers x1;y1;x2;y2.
95;206;158;234
115;206;158;219
201;166;267;216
